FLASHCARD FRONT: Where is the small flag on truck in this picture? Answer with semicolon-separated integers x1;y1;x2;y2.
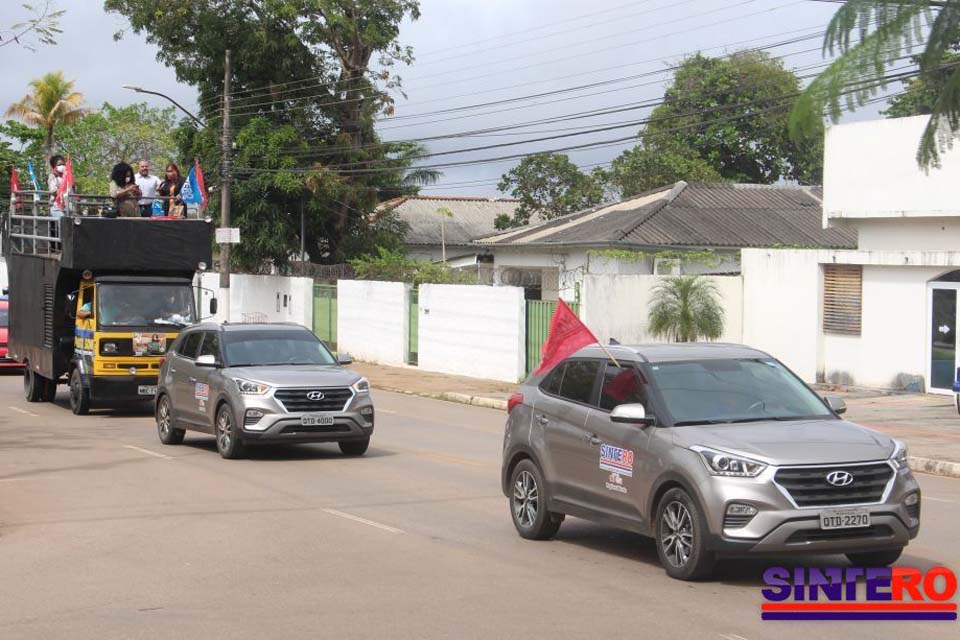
54;155;74;211
9;165;20;199
181;160;207;212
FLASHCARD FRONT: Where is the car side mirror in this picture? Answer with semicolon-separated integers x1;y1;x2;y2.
195;354;219;368
209;298;218;316
825;395;847;415
610;403;655;426
337;352;353;366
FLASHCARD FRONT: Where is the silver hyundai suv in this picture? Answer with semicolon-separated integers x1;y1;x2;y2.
501;344;921;580
155;323;373;459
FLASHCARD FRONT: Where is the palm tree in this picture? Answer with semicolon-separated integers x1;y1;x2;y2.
790;1;960;168
435;206;454;263
5;71;85;159
648;275;724;343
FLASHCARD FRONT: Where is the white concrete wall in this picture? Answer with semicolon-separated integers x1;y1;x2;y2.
824;116;960;222
336;280;409;366
855;218;960;252
199;273;313;327
418;284;525;382
741;249;822;381
581;274;743;346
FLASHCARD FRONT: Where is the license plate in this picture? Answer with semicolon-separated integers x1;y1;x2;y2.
820;508;871;530
138;385;158;396
301;414;335;426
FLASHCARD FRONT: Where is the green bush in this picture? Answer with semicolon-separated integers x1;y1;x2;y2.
350;248;479;287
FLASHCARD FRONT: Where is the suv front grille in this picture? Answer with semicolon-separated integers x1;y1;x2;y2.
775;462;894;507
786;524;894;544
274;387;353;413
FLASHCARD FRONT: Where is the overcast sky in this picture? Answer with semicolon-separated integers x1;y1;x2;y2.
3;0;887;196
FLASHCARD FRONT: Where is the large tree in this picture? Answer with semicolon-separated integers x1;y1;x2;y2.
605;141;721;198
5;70;85;159
884;50;960;118
790;0;960;169
496;153;605;229
105;0;425;267
642;51;823;185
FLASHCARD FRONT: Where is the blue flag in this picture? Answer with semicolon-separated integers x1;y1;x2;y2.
152;198;165;216
181;165;202;206
26;162;40;191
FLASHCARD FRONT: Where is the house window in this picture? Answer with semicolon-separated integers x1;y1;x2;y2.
823;264;862;335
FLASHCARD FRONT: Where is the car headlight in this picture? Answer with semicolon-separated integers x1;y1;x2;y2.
351;377;370;394
233;378;271;395
691;446;767;478
891;439;909;470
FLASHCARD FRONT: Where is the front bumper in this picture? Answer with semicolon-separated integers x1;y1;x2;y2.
235;390;375;445
89;375;158;405
692;461;921;556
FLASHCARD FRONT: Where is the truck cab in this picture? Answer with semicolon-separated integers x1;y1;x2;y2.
4;192;214;414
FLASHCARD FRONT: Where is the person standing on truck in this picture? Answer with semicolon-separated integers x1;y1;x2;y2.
158;163;187;218
47;155;70;250
135;160;161;218
109;162;141;218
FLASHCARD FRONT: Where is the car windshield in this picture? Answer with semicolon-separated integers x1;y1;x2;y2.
645;358;833;426
0;306;7;327
223;329;336;367
98;284;196;327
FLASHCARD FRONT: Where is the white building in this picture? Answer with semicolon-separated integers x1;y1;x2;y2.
742;115;960;393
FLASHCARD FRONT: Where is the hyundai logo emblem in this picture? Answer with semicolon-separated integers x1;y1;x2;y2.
306;390;325;401
825;470;854;487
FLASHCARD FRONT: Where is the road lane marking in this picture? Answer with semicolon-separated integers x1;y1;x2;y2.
377;409;398;414
321;509;404;534
0;476;63;483
7;406;39;417
383;446;491;468
122;445;172;460
720;634;751;640
924;496;957;504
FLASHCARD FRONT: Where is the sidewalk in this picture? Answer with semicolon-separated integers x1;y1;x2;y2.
355;361;960;479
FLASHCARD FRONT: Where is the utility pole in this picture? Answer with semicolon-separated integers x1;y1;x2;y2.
219;49;232;321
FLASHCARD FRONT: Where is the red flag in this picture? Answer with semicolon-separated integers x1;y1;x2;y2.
10;165;20;198
195;160;207;210
54;155;74;210
535;300;598;375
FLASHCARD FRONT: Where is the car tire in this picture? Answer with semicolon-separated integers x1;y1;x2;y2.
339;437;369;456
955;394;960;416
215;404;244;459
156;394;185;445
655;488;715;581
23;366;43;403
509;459;563;540
69;369;91;415
846;548;903;567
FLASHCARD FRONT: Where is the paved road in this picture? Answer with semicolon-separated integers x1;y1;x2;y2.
1;374;958;639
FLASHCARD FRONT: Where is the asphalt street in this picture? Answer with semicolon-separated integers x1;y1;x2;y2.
0;373;958;640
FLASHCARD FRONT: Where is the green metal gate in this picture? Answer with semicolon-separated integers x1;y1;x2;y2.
407;288;419;365
313;284;338;351
525;300;580;377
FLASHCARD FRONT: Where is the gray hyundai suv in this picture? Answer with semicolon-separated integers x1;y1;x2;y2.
155;323;374;459
501;344;921;580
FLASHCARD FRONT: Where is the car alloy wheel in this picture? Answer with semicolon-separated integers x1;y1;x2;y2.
216;410;232;452
158;401;171;438
660;500;694;568
513;470;539;529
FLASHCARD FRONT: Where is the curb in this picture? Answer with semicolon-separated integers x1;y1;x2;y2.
909;456;960;479
372;385;960;479
371;384;508;411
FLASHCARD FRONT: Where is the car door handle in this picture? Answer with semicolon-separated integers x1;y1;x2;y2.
585;434;601;446
536;415;549;426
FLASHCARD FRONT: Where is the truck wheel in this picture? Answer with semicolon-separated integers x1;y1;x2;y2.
23;367;43;403
69;369;91;415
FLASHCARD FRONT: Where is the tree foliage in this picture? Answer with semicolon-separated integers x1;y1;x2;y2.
5;70;85;157
641;51;822;185
648;275;724;343
350;247;478;285
884;50;960;118
604;142;721;198
791;0;960;168
0;2;64;52
496;153;605;229
105;0;426;268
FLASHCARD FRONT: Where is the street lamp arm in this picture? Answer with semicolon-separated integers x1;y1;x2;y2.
122;85;205;128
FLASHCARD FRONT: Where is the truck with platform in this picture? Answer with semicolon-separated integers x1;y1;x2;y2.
2;192;215;413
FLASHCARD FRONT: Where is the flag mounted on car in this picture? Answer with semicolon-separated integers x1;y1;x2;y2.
535;300;599;375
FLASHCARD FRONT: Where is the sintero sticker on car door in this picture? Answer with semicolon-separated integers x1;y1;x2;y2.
599;443;634;477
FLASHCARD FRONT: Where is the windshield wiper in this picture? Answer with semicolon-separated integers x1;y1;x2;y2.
673;419;731;426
